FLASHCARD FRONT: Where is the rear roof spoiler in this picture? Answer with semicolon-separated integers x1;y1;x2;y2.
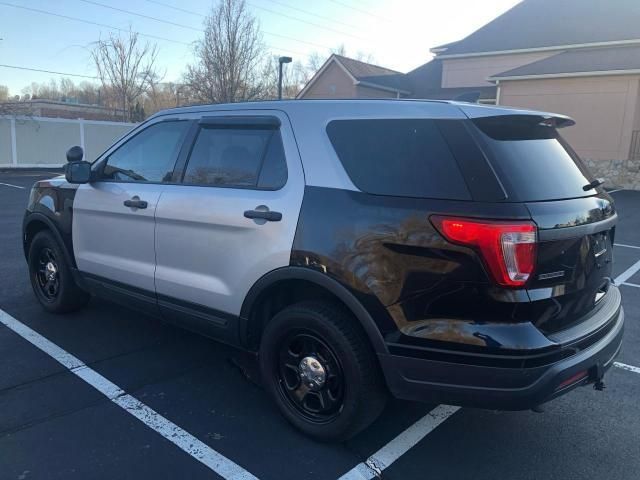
453;103;576;128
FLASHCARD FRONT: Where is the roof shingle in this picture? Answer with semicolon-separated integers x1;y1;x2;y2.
334;55;401;79
492;44;640;78
438;0;640;56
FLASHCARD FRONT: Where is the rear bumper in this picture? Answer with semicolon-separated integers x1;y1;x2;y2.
379;293;624;410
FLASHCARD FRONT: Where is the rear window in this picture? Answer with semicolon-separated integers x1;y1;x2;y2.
471;115;594;202
326;119;471;200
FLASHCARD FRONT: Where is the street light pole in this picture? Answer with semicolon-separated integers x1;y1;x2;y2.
278;56;292;100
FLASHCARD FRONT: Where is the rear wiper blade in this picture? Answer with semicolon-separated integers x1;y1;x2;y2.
583;178;605;191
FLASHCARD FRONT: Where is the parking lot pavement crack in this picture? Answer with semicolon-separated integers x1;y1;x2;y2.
338;405;460;479
364;458;384;479
0;396;114;437
0;359;217;438
338;462;379;480
0;338;178;396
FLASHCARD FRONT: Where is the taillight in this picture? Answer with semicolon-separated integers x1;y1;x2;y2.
431;216;537;288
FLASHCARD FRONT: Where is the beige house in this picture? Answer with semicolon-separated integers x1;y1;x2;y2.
298;0;640;188
296;55;410;99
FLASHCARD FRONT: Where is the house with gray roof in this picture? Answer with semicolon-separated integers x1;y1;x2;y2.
297;0;640;188
296;54;411;99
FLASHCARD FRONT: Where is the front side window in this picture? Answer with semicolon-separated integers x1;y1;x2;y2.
101;121;190;183
183;127;287;189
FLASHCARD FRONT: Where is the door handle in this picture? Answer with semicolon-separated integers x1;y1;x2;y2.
244;209;282;222
123;198;148;209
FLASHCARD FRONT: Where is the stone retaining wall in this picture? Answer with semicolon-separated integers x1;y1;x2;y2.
584;159;640;190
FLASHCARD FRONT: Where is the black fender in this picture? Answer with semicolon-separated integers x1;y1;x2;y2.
239;266;389;354
23;212;77;269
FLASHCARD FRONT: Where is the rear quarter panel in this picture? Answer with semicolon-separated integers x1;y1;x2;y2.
291;187;534;344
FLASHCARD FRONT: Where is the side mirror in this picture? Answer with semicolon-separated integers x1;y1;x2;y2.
66;145;84;163
65;145;91;184
65;161;92;184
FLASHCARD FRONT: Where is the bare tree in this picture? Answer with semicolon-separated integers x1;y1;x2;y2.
291;45;377;97
331;44;348;57
23;79;59;100
185;0;266;103
331;44;376;63
146;81;196;114
22;79;103;106
91;29;159;121
1;85;32;116
306;52;326;77
0;85;9;102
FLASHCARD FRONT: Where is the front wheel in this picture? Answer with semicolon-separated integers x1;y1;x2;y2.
260;301;387;441
28;230;89;313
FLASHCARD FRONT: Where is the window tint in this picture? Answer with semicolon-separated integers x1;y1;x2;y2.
257;132;288;188
183;127;287;189
102;121;190;183
326;119;471;200
471;115;594;202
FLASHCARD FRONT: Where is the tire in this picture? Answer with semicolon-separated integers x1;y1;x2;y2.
27;230;90;313
260;301;387;441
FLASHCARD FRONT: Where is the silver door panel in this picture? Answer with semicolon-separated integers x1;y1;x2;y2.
73;182;164;292
154;110;305;316
155;185;301;314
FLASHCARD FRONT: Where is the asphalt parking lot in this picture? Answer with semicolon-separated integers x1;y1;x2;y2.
1;170;639;480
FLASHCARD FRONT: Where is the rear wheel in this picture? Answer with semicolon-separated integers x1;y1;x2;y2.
260;301;387;441
28;230;89;313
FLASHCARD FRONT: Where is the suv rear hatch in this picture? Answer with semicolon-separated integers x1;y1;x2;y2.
325;107;617;339
465;110;617;335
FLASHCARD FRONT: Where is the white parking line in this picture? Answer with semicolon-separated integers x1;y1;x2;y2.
607;189;625;194
337;405;460;479
0;309;259;480
615;243;640;250
621;282;640;289
614;362;640;374
615;258;640;284
0;182;25;189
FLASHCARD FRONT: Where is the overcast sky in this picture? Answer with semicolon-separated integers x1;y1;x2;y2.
0;0;521;95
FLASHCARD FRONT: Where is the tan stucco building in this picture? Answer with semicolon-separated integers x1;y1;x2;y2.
297;0;640;188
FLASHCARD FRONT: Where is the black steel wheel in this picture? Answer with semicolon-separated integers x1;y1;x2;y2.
34;247;60;302
277;331;345;423
28;230;90;313
260;301;387;442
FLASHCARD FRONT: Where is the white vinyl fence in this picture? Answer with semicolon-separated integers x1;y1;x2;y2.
0;116;135;168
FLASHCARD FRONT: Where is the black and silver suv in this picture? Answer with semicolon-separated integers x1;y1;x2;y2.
23;100;624;441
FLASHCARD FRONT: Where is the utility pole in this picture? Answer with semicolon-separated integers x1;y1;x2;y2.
278;56;292;100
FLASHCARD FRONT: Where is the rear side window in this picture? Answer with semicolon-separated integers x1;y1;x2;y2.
183;127;287;189
326;119;471;200
471;115;594;202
